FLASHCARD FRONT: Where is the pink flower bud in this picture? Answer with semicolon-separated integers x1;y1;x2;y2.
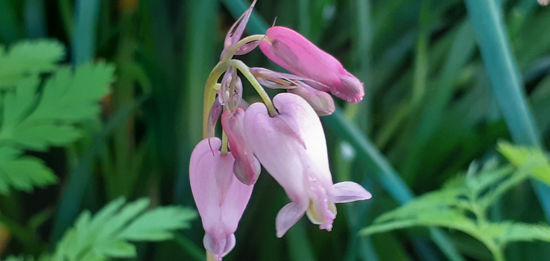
189;138;254;260
221;108;261;185
244;93;371;237
259;26;365;103
250;67;334;115
289;82;335;116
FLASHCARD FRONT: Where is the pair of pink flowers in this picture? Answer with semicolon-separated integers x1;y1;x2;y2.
189;1;371;260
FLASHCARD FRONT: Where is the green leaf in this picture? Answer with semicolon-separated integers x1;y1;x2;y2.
0;61;114;151
119;207;196;241
53;198;196;261
28;62;114;122
498;141;550;186
0;40;64;88
0;146;57;194
496;223;550;243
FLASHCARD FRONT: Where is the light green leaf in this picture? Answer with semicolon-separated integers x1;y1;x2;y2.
53;198;196;261
0;40;64;88
494;223;550;244
11;124;81;151
0;146;57;194
119;207;197;241
498;141;550;186
29;62;114;122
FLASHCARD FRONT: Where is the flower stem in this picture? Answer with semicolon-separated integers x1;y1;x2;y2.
202;61;230;138
222;34;265;62
221;130;228;154
206;251;218;261
230;59;278;116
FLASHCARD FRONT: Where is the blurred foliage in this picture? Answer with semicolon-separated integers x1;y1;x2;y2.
361;142;550;261
0;0;549;260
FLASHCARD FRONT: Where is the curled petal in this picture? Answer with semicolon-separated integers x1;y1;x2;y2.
222;109;261;185
207;98;222;138
332;181;372;203
204;233;236;261
221;0;257;59
275;201;308;238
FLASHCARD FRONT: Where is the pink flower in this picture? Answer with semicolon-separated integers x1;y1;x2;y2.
259;26;365;103
244;93;371;237
221;108;261;185
189;138;254;260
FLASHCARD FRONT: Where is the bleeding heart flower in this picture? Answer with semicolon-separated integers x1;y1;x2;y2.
189;138;254;260
259;26;364;103
222;108;261;185
244;93;371;237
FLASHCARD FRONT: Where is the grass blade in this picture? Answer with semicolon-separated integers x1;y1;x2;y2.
464;0;550;221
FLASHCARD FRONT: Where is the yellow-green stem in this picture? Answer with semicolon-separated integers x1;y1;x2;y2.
202;62;230;138
222;34;265;62
206;251;218;261
202;35;266;139
230;59;277;116
221;130;228;154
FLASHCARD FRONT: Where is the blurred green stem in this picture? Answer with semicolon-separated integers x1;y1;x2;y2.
229;59;277;116
58;0;73;39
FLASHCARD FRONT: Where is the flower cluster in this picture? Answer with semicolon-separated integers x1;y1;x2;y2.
189;1;371;260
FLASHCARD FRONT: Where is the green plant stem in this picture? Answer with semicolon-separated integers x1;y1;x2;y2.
487;242;505;261
0;212;42;252
57;0;73;39
221;130;228;154
206;252;217;261
229;59;277;116
201;34;267;138
202;62;230;138
222;34;265;61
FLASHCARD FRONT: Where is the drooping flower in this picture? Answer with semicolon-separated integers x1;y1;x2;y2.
221;108;261;185
259;26;365;103
244;93;371;237
189;138;254;260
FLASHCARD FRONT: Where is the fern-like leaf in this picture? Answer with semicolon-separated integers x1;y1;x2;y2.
0;40;64;88
52;198;196;261
0;147;56;194
498;141;550;186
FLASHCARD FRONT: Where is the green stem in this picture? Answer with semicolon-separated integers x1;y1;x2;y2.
222;34;265;62
202;61;230;138
230;59;277;116
221;130;228;154
201;35;267;138
206;252;218;261
487;243;505;261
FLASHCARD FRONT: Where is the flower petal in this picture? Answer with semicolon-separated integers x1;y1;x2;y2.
289;82;335;116
332;181;372;203
275;201;308;238
221;0;257;59
222;108;261;185
203;233;236;260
